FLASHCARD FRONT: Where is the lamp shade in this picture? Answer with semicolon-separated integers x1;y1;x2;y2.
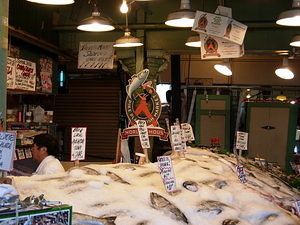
185;35;201;47
275;57;294;79
114;31;143;47
77;11;115;32
276;0;300;26
26;0;74;5
290;35;300;47
214;59;232;76
165;0;195;27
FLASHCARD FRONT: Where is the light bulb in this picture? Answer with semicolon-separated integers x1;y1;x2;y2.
120;0;129;14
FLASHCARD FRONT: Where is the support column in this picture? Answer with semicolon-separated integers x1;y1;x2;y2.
0;0;9;132
171;55;181;124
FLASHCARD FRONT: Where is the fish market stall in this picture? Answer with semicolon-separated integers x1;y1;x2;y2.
7;147;300;225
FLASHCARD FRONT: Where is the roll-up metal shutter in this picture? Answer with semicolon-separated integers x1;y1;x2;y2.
54;78;120;162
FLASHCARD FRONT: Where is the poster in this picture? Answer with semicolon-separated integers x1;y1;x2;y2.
0;132;16;171
39;58;53;93
78;42;114;69
192;10;247;45
71;127;87;161
157;156;177;193
15;58;36;91
6;57;15;89
200;34;244;59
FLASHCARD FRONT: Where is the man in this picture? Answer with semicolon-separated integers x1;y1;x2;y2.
31;134;65;175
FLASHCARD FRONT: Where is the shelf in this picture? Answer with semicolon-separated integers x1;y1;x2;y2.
7;122;55;126
7;89;54;96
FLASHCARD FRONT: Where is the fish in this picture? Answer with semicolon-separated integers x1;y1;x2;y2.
182;181;198;192
106;171;130;184
222;219;240;225
139;171;159;177
150;192;189;224
68;166;100;175
197;200;230;215
72;212;116;225
126;69;149;98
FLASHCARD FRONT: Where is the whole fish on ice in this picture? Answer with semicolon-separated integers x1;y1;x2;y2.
72;212;116;225
126;69;149;98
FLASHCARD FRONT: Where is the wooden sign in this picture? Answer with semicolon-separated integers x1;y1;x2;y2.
136;120;150;149
6;57;15;89
15;58;36;91
71;127;87;161
0;132;16;171
170;125;183;152
157;156;177;193
236;131;248;150
78;42;114;69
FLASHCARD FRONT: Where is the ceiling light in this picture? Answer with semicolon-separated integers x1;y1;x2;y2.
276;91;287;101
26;0;74;5
114;29;143;47
165;0;195;27
276;0;300;26
290;35;300;47
77;6;115;32
214;59;232;76
120;0;129;14
275;57;294;79
185;35;201;47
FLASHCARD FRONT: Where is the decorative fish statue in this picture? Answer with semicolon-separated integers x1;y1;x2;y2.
126;69;149;99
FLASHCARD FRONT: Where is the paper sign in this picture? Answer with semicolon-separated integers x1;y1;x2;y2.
192;10;247;45
15;58;36;91
181;123;195;142
236;165;247;183
39;58;53;93
78;42;114;69
236;131;248;150
171;125;183;152
157;156;177;193
71;127;87;161
200;34;244;59
136;120;150;149
180;129;187;153
17;149;25;160
7;57;15;89
24;148;32;158
0;132;16;171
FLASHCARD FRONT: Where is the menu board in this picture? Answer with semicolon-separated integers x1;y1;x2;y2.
71;127;87;161
15;58;36;91
0;132;16;171
192;10;247;45
6;57;15;89
78;42;114;69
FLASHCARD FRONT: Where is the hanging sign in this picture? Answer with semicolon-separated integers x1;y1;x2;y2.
181;123;195;142
39;58;53;93
78;42;114;69
0;132;16;171
71;127;87;161
200;34;244;59
137;120;150;149
15;58;36;91
236;131;248;151
171;125;183;152
6;57;15;89
192;10;247;45
157;156;177;193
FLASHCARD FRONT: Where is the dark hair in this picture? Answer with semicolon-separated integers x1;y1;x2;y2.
33;134;59;156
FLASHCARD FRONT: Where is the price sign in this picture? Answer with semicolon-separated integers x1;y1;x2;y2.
0;132;16;171
181;123;195;142
157;156;177;193
136;120;150;149
236;165;247;183
71;127;87;161
171;125;183;152
236;131;248;150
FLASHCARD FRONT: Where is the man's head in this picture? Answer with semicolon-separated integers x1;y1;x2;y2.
31;134;59;164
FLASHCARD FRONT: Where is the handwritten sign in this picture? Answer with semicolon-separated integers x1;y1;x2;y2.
192;10;247;45
0;132;16;171
181;123;195;142
236;131;248;150
78;42;114;69
71;127;87;161
180;129;187;153
236;165;247;183
171;125;183;152
15;58;36;91
137;120;150;149
157;156;177;193
6;57;15;89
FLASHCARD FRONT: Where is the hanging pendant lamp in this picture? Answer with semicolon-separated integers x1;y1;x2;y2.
276;0;300;26
275;57;294;79
214;59;232;76
185;35;201;47
290;35;300;47
26;0;74;5
165;0;195;27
